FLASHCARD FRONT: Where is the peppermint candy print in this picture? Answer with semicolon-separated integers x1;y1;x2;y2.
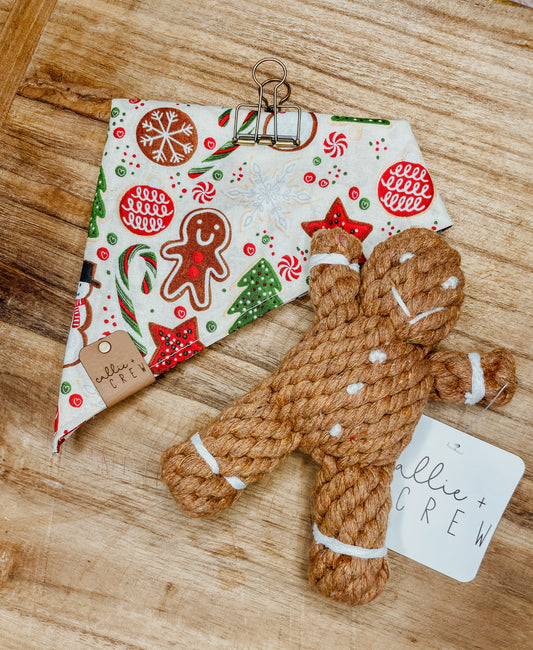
323;132;348;158
136;108;198;166
192;181;216;203
378;162;435;217
119;185;174;236
277;255;302;281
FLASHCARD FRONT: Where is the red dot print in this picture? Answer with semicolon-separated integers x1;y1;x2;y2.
187;266;200;279
191;251;204;263
113;127;125;139
69;394;83;408
97;247;109;261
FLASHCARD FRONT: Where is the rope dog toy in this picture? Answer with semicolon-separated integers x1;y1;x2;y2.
161;227;517;605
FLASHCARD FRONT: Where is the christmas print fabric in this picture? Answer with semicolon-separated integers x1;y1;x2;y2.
54;99;452;451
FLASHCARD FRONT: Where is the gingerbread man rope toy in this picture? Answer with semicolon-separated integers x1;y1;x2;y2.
161;227;517;605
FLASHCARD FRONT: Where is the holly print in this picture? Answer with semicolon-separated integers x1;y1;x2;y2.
228;258;283;333
148;318;204;374
136;108;197;166
88;167;106;238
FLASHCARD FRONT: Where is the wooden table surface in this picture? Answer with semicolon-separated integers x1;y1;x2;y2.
1;0;532;648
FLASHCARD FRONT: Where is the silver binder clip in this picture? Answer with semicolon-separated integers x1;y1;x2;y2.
232;58;301;148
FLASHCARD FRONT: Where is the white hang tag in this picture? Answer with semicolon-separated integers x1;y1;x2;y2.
386;415;524;582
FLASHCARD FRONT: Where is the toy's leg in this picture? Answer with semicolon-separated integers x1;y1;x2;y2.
161;378;299;517
308;455;393;605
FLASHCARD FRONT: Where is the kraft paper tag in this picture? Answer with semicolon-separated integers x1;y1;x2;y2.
386;415;524;582
79;331;155;407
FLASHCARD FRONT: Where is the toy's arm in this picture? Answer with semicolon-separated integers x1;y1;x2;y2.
308;227;362;326
161;229;363;518
161;373;300;517
428;348;517;406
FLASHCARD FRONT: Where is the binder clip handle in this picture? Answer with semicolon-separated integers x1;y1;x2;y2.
232;58;301;148
259;78;291;112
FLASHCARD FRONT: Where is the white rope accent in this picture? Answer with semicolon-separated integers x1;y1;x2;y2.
312;523;387;559
190;433;247;490
442;276;459;289
190;432;219;474
409;306;445;325
346;382;364;395
309;253;360;272
465;352;486;405
369;349;387;364
391;286;411;317
225;476;247;490
399;252;415;263
329;423;342;437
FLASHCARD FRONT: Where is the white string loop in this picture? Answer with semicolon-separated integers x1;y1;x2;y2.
312;523;387;559
464;352;486;405
309;253;359;272
190;433;247;490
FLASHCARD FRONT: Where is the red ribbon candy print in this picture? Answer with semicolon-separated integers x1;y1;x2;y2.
119;185;175;236
377;162;435;217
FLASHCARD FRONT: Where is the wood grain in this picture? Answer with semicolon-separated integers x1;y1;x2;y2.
0;0;57;126
1;0;532;647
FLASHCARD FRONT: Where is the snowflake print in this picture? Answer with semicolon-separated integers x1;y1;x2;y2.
226;161;311;234
136;108;198;166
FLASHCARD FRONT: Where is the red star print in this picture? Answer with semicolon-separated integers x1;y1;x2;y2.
148;318;205;375
301;197;373;262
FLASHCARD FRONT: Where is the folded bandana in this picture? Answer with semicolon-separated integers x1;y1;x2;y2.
54;99;452;451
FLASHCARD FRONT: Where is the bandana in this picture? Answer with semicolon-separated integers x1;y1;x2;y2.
54;99;452;451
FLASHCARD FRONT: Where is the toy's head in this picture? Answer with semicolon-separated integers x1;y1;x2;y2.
359;228;464;346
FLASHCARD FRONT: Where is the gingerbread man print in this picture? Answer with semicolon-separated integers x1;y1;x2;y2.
160;208;231;310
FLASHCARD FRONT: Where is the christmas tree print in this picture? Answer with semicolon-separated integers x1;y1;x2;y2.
88;167;106;238
228;258;283;334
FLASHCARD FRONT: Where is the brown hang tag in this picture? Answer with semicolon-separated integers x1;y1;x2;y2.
79;331;155;407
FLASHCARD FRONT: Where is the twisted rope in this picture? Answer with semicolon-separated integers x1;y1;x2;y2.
161;227;517;605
